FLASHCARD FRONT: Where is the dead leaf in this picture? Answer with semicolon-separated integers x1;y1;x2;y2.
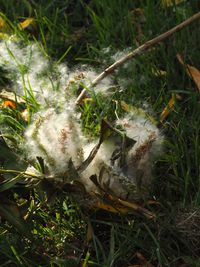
86;219;93;244
147;200;161;206
162;0;185;7
0;15;11;32
0;14;13;39
117;198;156;219
94;191;156;218
160;94;182;123
127;252;155;267
177;53;200;92
135;252;148;263
0;16;6;29
94;200;130;214
21;109;29;121
151;67;167;77
160;95;175;123
18;18;35;30
3;100;16;109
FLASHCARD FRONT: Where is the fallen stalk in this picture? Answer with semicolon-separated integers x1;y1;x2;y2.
76;12;200;105
0;169;43;179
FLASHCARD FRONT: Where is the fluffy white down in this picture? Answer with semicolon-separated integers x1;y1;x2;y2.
116;112;164;192
79;109;164;199
80;141;117;193
0;40;164;199
24;108;163;199
25;108;85;176
0;41;113;110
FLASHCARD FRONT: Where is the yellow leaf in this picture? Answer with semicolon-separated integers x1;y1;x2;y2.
160;95;175;123
92;194;156;219
160;94;182;123
18;18;35;30
0;14;18;40
0;16;7;30
0;14;12;33
162;0;185;7
117;198;156;219
177;53;200;92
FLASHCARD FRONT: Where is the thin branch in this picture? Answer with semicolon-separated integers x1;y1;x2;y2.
76;12;200;105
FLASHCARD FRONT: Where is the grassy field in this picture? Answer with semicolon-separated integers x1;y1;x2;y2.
0;1;200;266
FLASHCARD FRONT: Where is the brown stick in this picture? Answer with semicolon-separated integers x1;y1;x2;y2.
75;12;200;105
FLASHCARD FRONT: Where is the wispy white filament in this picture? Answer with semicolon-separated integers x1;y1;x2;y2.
0;40;164;199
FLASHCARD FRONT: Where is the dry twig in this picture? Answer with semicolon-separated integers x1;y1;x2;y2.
76;12;200;105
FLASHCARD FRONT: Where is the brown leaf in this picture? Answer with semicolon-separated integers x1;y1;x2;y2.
147;200;161;206
177;53;200;92
135;252;148;263
93;200;130;214
90;190;156;218
117;198;156;219
128;252;155;267
86;219;93;244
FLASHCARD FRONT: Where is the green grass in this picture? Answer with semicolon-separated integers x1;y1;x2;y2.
0;0;200;266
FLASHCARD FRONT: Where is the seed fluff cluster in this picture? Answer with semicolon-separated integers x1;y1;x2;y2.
0;40;164;200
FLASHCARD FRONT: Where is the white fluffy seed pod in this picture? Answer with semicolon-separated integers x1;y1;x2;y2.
25;107;85;178
116;110;164;197
80;140;129;198
80;109;163;200
0;40;164;201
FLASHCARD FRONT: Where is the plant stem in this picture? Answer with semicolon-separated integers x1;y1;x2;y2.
0;169;43;179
